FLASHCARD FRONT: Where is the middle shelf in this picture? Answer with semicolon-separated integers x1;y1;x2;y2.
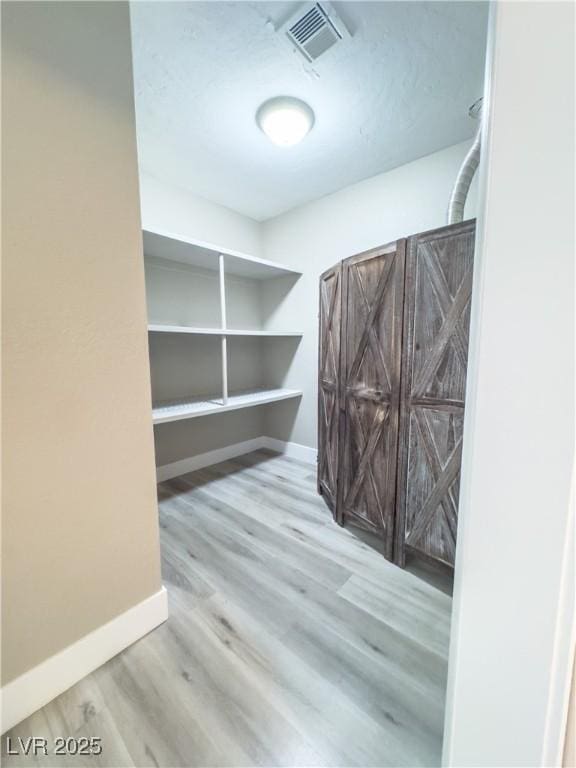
148;324;303;337
153;387;303;424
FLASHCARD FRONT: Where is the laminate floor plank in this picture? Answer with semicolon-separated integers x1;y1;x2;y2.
93;638;223;767
162;480;352;591
149;597;327;768
71;709;134;768
170;495;446;693
182;460;328;521
233;450;318;483
161;470;329;543
2;450;452;768
158;494;447;743
160;526;216;600
39;676;107;739
2;711;55;768
173;457;429;594
338;573;452;658
177;588;425;767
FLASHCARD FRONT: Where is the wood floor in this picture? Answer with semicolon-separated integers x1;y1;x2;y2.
2;450;452;767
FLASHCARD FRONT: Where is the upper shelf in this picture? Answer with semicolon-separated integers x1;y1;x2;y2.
143;229;301;280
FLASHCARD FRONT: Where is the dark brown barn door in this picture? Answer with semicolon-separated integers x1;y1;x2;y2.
318;263;342;515
395;220;475;568
338;241;406;560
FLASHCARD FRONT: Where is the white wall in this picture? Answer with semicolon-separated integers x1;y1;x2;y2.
140;171;262;255
443;2;575;765
564;653;576;766
261;139;478;449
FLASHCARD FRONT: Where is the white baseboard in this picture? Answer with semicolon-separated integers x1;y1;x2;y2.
1;587;168;734
156;437;266;481
261;436;317;465
156;435;317;482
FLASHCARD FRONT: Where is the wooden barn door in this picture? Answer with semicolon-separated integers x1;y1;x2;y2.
318;263;342;515
395;220;475;568
338;241;406;560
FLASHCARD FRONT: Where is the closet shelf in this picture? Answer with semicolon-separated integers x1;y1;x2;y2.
143;229;301;280
148;324;303;337
152;387;302;424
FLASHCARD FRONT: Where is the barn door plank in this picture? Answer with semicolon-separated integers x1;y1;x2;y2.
318;262;343;516
395;220;475;568
338;240;406;561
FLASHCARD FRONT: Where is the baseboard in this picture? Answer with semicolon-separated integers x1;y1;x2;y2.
261;436;317;465
156;435;317;482
156;437;267;481
1;587;168;734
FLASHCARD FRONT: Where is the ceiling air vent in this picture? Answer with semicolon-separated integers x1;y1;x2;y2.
282;3;350;62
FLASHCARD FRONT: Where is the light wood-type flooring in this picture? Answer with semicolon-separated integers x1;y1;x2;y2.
2;450;452;767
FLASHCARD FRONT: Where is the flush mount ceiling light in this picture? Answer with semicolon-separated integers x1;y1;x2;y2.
256;97;315;147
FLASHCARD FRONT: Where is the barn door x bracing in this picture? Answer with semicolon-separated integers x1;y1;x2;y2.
338;241;406;559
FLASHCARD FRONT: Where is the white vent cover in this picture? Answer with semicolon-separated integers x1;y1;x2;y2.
281;3;350;62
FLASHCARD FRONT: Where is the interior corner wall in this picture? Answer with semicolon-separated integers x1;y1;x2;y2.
1;1;162;685
260;139;478;450
139;171;262;256
138;171;266;469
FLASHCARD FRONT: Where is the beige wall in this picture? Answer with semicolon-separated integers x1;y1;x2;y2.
1;1;162;684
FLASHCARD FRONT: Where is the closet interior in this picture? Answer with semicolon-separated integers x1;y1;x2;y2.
6;2;570;767
130;2;489;765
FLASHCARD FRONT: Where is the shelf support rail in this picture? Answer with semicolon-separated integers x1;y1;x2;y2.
218;253;228;405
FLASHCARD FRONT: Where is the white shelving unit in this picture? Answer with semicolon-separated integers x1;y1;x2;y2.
143;228;303;424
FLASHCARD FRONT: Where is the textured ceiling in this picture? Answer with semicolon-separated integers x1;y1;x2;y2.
130;1;488;221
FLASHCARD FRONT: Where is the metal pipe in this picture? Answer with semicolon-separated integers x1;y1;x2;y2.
447;98;483;224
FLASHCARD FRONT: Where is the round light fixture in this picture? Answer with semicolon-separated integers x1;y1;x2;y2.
256;96;314;147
